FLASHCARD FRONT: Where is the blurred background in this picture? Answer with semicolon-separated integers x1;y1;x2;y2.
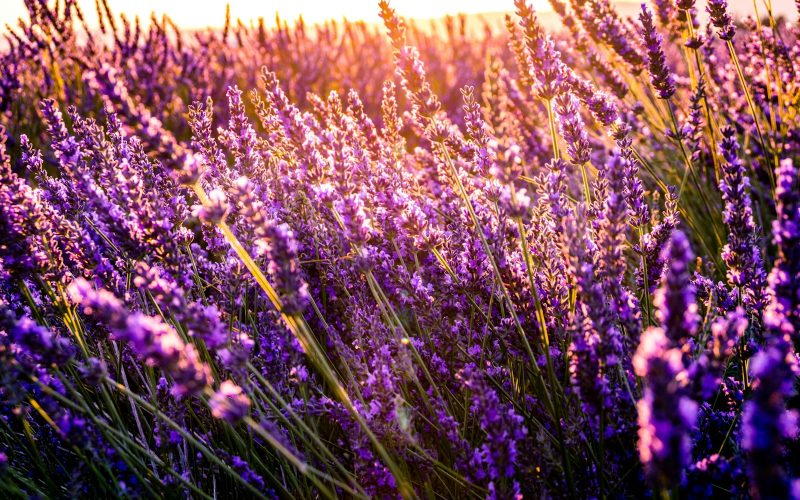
1;0;798;30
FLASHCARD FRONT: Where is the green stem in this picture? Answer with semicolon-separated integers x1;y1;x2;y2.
725;40;774;189
190;183;413;499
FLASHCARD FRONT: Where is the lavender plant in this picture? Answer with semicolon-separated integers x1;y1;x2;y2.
1;0;799;497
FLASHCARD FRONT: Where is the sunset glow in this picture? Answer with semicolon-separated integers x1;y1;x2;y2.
2;0;556;28
2;0;792;29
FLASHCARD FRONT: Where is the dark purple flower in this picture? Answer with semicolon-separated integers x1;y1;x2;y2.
10;316;75;365
719;126;767;313
639;5;676;99
743;158;800;499
634;326;697;489
693;309;746;399
742;345;798;499
707;0;735;40
458;365;527;494
653;230;699;346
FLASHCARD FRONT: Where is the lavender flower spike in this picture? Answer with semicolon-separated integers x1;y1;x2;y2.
67;278;212;397
719;126;767;313
742;346;799;499
653;230;699;346
634;326;697;490
764;158;800;344
634;230;699;489
706;0;735;41
554;92;590;166
742;158;800;499
639;4;676;100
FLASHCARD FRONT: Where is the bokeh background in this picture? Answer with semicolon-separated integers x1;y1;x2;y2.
1;0;797;29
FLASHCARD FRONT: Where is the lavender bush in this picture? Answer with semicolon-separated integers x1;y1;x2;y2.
1;0;800;497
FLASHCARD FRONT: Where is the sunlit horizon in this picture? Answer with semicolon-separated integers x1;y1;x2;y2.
1;0;554;30
2;0;797;31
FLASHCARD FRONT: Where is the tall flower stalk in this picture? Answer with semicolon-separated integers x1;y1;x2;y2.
634;231;698;493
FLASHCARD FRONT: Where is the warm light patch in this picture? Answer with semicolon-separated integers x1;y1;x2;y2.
2;0;555;29
2;0;797;30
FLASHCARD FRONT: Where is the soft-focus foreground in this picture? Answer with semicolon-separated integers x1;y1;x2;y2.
1;0;800;498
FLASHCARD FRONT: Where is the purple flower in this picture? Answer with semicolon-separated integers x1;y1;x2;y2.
554;92;590;166
458;365;527;494
68;278;212;397
209;381;251;423
379;1;446;136
719;126;767;313
636;187;679;292
2;6;799;497
194;188;230;225
634;326;697;489
693;309;747;399
595;149;641;340
513;0;566;100
639;5;676;99
742;345;799;499
707;0;735;40
653;230;699;346
232;177;309;314
133;262;227;349
173;152;204;186
460;85;491;177
615;122;650;227
743;158;800;499
570;0;645;74
764;159;800;344
633;230;700;488
497;186;531;220
564;208;632;435
684;78;706;163
9;316;75;365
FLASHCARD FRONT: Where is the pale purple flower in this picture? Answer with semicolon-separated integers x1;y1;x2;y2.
195;188;230;225
68;278;212;397
209;381;251;423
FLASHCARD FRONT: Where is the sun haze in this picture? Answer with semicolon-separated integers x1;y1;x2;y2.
2;0;797;30
1;0;556;29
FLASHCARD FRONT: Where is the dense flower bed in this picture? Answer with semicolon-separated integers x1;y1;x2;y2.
1;0;799;497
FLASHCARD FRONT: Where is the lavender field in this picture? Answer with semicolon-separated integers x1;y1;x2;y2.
1;0;799;497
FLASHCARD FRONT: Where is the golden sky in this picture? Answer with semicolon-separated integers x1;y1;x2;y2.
1;0;796;30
